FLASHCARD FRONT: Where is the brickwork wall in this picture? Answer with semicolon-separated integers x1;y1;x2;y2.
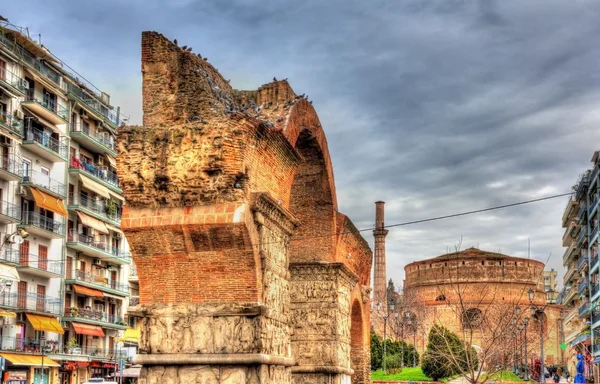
120;30;373;384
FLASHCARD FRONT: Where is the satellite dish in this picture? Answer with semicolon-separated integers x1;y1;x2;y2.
12;235;23;245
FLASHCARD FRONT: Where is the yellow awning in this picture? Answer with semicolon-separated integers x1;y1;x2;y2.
26;314;64;334
76;211;109;234
0;310;16;318
79;173;111;199
105;154;117;168
30;187;67;217
0;265;19;281
120;327;140;343
0;353;60;367
106;223;122;234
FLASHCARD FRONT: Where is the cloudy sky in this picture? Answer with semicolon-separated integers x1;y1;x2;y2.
5;1;600;287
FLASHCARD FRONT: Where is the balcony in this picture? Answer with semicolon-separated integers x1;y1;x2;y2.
63;307;126;329
578;255;590;272
0;110;24;138
590;196;600;216
60;346;127;360
0;154;23;182
20;211;65;239
563;221;577;246
565;305;579;324
70;123;117;156
0;200;21;224
591;227;600;245
579;301;591;318
592;256;600;273
593;311;600;328
563;243;578;266
13;250;63;278
578;227;589;248
0;67;28;97
0;336;61;354
564;264;578;285
66;230;129;265
577;175;591;200
16;292;62;316
65;269;129;297
563;287;577;304
67;83;121;129
21;90;68;125
0;292;17;308
579;278;589;294
69;157;121;193
67;193;122;226
593;284;600;299
22;125;68;162
21;169;66;198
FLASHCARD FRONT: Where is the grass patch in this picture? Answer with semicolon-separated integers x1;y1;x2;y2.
371;367;434;381
439;374;461;382
481;370;527;382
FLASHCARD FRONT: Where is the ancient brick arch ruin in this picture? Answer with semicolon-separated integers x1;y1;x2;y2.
117;31;373;384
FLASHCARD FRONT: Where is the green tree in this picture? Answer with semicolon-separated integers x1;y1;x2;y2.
422;325;476;380
370;331;383;371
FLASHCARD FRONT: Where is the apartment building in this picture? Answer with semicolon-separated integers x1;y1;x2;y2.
560;152;600;378
0;20;136;384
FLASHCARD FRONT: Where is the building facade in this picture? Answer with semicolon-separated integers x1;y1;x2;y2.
403;248;563;373
561;151;600;381
544;269;559;303
0;19;137;384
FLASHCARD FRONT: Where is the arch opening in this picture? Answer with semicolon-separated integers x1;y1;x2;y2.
350;299;366;384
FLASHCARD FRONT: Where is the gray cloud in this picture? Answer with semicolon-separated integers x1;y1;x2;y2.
4;0;600;287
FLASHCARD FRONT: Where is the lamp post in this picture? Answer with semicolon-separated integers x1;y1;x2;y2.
529;288;547;384
406;311;418;368
377;301;395;372
40;335;45;384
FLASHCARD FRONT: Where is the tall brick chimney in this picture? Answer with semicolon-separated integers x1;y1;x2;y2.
373;201;389;306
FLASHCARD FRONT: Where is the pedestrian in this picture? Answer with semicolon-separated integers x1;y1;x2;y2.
553;371;560;383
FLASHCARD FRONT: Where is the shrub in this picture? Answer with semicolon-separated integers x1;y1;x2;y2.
383;354;403;374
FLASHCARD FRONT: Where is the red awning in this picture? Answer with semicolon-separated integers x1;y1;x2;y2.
72;322;105;337
73;284;104;298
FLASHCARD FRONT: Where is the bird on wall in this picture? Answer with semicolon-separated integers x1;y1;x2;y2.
273;77;277;81
187;47;192;51
174;39;178;46
182;45;188;50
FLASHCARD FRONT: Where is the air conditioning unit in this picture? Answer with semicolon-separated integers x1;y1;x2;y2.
14;110;24;120
93;258;102;266
18;186;27;196
65;285;72;292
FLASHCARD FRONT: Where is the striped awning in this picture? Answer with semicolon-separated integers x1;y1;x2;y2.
78;173;111;199
29;187;67;217
76;211;109;234
72;322;105;337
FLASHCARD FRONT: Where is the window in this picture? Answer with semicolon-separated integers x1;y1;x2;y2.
435;295;446;301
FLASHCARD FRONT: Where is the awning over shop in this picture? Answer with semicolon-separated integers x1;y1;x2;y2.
76;211;109;234
106;223;122;234
72;322;105;337
0;353;60;367
120;326;140;343
0;265;20;281
0;310;16;318
26;314;64;334
30;187;67;217
78;173;111;199
73;284;104;298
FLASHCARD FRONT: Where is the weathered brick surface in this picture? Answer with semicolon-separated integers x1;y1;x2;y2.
119;31;373;384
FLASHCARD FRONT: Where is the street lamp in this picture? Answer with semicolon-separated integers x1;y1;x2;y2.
529;288;547;384
377;301;395;372
40;335;45;384
406;311;418;368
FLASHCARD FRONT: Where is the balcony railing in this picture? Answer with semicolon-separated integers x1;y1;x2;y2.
0;154;23;178
0;292;17;307
64;346;127;359
68;269;129;294
21;211;65;236
593;311;600;326
23;89;68;121
68;193;122;223
67;84;122;128
70;123;117;153
17;252;63;275
0;200;21;221
0;110;24;137
593;284;600;298
16;292;61;315
63;307;125;326
578;227;588;245
129;296;139;306
579;278;589;294
577;203;588;222
577;175;591;199
578;255;590;271
0;67;28;94
0;336;60;354
22;125;69;159
594;343;600;354
592;256;599;271
22;169;66;197
70;156;120;189
67;230;129;262
590;196;600;215
591;227;599;243
579;301;591;318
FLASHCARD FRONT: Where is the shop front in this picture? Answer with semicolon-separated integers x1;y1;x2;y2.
0;353;60;384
